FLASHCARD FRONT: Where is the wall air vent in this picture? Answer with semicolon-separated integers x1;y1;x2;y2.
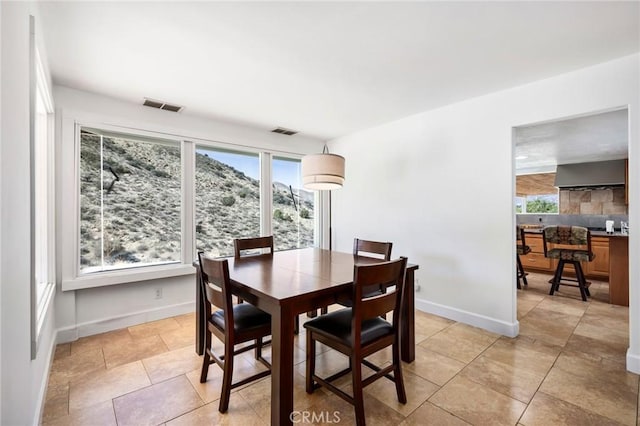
143;98;184;113
271;127;298;136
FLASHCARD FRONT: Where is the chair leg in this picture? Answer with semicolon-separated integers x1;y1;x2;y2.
520;257;528;286
294;315;299;335
392;340;407;404
200;331;211;383
255;337;262;360
574;262;589;302
351;353;365;426
321;306;328;315
516;255;527;288
555;260;567;293
218;343;234;413
306;332;316;393
550;260;564;295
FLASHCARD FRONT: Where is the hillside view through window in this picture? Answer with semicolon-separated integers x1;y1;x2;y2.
80;129;182;273
79;127;316;274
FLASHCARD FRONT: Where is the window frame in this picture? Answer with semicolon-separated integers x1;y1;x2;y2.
62;122;323;291
30;36;56;357
518;193;560;214
77;126;185;275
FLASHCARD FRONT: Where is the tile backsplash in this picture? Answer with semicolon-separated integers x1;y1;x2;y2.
559;187;627;215
517;213;628;231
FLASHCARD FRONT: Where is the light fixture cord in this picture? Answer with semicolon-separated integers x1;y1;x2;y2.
322;144;329;154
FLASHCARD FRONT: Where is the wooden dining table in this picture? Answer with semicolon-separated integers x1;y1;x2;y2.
194;247;419;426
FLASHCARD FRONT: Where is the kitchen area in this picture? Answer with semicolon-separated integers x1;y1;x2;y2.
515;108;629;306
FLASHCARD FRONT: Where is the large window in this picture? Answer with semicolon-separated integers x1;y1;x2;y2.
516;194;559;213
195;147;261;257
272;156;315;251
79;128;182;273
70;124;321;286
32;43;55;354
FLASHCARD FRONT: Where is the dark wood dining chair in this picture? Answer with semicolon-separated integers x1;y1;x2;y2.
197;252;272;413
233;236;300;334
304;257;408;426
232;236;273;304
234;235;274;258
320;238;393;315
542;225;595;301
353;238;393;261
516;226;531;289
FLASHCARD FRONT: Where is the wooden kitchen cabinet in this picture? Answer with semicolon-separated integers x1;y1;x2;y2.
609;236;629;306
520;231;628;306
583;237;609;278
521;233;609;279
520;234;554;272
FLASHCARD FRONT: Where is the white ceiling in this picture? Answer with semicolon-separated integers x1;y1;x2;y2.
515;108;629;175
38;1;639;141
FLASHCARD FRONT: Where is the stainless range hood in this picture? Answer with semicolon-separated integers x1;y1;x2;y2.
554;159;626;188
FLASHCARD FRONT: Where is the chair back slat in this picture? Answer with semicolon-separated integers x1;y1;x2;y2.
352;257;407;326
353;238;392;260
197;252;234;323
361;291;397;319
234;236;274;258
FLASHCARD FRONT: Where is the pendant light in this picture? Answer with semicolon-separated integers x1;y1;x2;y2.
301;145;345;190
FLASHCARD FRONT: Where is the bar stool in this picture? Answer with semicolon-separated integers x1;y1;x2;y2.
516;226;530;289
542;225;595;301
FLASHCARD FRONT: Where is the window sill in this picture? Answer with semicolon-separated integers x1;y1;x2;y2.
62;263;196;291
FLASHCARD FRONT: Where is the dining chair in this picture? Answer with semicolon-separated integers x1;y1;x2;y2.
516;226;531;289
304;257;408;426
197;252;272;413
234;235;274;258
542;225;595;301
320;238;393;315
234;236;300;334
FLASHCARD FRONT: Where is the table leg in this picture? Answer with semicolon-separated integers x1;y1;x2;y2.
401;268;415;362
195;267;204;355
270;304;295;426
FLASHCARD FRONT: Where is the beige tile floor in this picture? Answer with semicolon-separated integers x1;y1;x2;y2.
41;272;640;425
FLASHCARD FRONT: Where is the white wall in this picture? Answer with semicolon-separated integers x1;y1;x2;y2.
0;2;58;424
54;86;324;340
0;2;4;422
329;54;640;372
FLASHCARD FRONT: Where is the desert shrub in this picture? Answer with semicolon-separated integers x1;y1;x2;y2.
274;209;293;222
137;243;149;251
238;188;250;198
222;196;236;206
104;237;124;256
153;169;170;178
111;252;140;263
300;208;310;219
273;192;292;205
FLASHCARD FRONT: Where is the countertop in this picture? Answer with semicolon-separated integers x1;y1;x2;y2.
521;227;628;238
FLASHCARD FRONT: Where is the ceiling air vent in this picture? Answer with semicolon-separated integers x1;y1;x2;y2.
143;98;184;113
271;127;298;136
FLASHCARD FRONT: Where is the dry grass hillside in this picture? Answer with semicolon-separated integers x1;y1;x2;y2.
80;131;314;271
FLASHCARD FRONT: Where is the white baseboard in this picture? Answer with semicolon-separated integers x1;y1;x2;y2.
416;298;519;337
57;301;194;343
626;348;640;374
34;301;60;426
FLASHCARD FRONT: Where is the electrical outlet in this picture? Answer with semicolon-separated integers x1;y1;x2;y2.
155;288;163;299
